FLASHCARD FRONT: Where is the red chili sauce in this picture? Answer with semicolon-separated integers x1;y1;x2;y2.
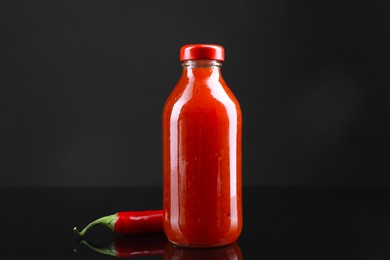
163;45;242;247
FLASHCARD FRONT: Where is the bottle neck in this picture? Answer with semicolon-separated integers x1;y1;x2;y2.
182;59;222;68
181;60;222;79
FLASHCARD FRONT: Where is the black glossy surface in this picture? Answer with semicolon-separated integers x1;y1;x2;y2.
1;187;389;259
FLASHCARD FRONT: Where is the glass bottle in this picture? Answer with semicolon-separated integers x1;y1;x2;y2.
162;44;242;247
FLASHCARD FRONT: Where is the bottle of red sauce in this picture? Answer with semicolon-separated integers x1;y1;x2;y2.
162;44;242;247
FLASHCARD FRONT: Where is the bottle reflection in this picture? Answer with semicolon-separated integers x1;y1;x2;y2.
164;242;242;260
75;234;242;259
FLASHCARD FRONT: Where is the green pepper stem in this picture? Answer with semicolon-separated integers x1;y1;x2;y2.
73;213;117;236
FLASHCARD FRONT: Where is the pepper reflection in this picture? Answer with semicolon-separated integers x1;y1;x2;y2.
75;233;168;258
75;234;242;259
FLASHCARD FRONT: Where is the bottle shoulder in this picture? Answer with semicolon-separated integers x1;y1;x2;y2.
163;77;241;117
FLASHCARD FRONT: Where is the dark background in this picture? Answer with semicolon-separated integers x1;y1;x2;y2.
1;0;389;187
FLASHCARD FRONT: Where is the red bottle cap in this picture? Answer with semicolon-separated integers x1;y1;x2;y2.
180;44;225;61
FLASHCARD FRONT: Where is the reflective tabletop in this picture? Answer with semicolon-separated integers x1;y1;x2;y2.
0;186;389;259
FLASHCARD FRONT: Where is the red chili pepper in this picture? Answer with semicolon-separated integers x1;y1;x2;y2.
73;210;164;236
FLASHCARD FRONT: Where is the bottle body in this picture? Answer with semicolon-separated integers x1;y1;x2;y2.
162;59;242;247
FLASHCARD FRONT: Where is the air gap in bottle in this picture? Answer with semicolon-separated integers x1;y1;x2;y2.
162;44;242;247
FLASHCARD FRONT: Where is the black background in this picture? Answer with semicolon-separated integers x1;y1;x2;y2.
1;0;389;187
